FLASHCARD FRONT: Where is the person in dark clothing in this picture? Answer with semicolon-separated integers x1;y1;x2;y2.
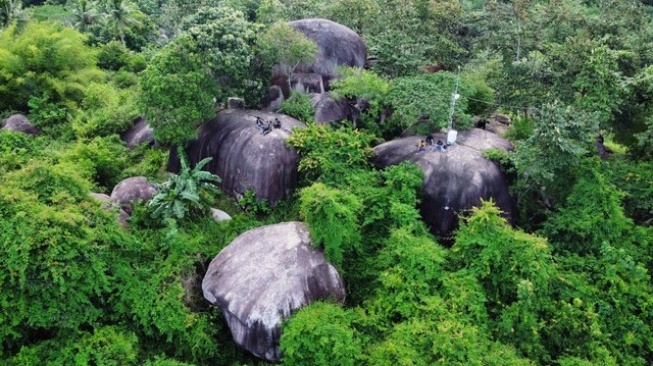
256;117;272;135
425;135;435;146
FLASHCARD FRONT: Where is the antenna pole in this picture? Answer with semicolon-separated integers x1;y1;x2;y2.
448;66;461;130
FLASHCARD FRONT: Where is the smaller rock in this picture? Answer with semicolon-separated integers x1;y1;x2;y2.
121;117;154;148
261;85;286;112
492;113;511;125
210;208;232;223
312;93;349;125
227;97;245;109
90;192;129;228
110;176;158;215
2;114;39;135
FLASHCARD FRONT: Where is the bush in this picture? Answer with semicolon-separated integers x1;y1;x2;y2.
97;40;133;71
280;302;362;366
60;136;130;192
299;183;363;268
72;82;140;138
0;22;101;113
279;92;315;124
0;162;128;354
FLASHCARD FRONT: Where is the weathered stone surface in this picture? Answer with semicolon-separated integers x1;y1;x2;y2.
202;221;346;362
2;114;39;135
288;18;367;89
227;97;245;109
120;117;154;148
261;85;285;112
168;109;305;204
90;192;129;227
312;93;349;125
109;176;158;215
262;18;367;109
289;72;325;94
491;113;511;125
210;208;232;223
373;128;516;237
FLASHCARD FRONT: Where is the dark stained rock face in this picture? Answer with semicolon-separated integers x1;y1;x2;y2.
120;117;154;148
373;128;516;237
289;72;325;94
109;176;158;215
2;114;39;135
202;221;346;362
312;93;350;125
167;109;306;204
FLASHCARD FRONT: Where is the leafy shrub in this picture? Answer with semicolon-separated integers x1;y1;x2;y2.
97;40;133;71
73;82;140;138
280;302;362;366
299;182;363;268
331;67;390;135
112;69;140;88
279;92;315;124
0;22;101;113
505;115;535;141
0;162;128;354
461;72;495;117
0;130;44;174
287;124;375;186
149;147;221;223
27;94;72;138
60;135;130;192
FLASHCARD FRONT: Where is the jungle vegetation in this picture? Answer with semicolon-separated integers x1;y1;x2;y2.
1;0;652;365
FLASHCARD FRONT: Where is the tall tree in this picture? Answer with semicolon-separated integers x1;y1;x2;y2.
0;0;24;29
103;0;141;45
72;0;101;33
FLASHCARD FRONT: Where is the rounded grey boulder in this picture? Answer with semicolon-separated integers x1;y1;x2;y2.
312;93;350;125
2;114;39;135
202;221;345;362
120;117;154;148
373;128;516;237
109;176;158;214
167;109;306;205
210;208;232;223
262;18;367;109
288;18;367;88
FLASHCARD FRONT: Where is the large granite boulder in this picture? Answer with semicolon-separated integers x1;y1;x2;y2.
120;117;154;148
109;176;158;214
262;19;367;108
2;114;39;135
168;109;306;204
373;128;516;237
202;221;346;362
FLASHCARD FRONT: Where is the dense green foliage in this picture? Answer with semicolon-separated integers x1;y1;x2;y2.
2;0;653;365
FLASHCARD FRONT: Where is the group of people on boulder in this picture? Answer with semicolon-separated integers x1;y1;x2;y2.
417;135;448;153
256;117;282;135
